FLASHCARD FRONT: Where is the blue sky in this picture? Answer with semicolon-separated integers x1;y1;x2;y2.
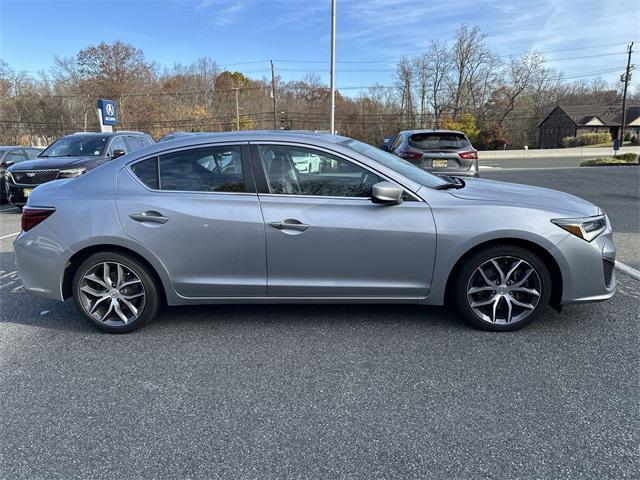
1;0;638;90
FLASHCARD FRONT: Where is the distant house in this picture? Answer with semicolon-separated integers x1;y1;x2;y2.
538;104;640;148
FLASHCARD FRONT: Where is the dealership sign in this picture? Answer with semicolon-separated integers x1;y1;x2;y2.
97;99;118;126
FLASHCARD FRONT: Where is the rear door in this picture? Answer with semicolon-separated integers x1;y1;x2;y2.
116;143;266;297
252;142;437;298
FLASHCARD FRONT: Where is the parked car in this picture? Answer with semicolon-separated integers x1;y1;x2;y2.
15;131;615;334
0;146;43;203
4;131;154;207
380;136;395;151
389;129;479;177
157;131;193;142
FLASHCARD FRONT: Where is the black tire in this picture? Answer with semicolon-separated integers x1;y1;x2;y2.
452;245;552;332
72;251;161;333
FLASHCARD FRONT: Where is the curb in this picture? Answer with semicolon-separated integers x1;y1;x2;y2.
615;261;640;281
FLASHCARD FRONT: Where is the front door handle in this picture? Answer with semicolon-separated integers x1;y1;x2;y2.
268;219;310;232
129;211;170;224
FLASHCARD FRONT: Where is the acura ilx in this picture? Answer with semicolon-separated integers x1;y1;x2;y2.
14;131;616;333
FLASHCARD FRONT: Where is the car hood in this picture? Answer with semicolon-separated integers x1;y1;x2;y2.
7;155;104;171
448;178;600;216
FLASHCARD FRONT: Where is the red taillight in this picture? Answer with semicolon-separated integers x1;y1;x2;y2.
458;150;478;160
397;150;423;161
21;208;55;232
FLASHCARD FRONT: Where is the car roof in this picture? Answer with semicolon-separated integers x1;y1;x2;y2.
0;145;39;150
69;131;148;137
144;130;350;152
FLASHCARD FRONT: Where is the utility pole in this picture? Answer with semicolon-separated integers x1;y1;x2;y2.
270;60;277;130
619;42;634;144
329;0;336;134
233;87;240;131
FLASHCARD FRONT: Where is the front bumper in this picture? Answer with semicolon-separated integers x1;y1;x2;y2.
6;182;36;206
556;225;616;305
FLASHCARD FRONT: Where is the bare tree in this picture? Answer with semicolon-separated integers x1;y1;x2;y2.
450;24;496;119
425;40;454;128
395;56;415;128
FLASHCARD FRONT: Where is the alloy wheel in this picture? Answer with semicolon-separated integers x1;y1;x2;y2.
466;256;542;325
78;262;146;326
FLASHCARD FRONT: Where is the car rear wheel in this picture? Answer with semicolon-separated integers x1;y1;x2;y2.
73;252;161;333
453;245;552;331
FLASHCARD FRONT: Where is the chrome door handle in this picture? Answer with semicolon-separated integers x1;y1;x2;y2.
268;219;309;232
129;211;170;224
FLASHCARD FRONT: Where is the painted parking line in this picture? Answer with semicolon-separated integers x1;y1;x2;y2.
0;232;19;241
0;206;19;212
616;261;640;281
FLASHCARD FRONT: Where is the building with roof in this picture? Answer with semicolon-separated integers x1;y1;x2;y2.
538;104;640;148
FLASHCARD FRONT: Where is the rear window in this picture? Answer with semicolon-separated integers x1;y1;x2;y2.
409;132;470;150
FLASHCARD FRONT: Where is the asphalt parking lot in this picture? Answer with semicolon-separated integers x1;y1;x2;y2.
1;167;639;479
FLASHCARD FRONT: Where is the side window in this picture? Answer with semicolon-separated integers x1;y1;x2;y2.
257;145;381;197
131;157;159;189
159;146;245;192
26;148;42;158
108;136;127;155
6;149;28;163
125;135;149;151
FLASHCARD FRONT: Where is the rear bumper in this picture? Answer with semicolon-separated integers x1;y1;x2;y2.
432;170;479;178
414;158;479;178
14;223;71;300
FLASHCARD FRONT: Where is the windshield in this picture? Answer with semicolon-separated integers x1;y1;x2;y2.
40;135;109;157
409;132;470;150
339;139;450;189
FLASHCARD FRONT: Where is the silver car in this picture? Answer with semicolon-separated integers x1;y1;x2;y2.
388;129;479;177
14;131;616;333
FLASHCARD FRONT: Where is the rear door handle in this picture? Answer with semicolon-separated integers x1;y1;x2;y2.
268;219;309;232
129;211;170;224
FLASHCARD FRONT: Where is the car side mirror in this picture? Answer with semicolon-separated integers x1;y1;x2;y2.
1;160;14;167
371;181;404;205
111;149;126;159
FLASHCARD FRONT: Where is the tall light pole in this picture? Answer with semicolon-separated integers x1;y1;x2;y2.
329;0;336;134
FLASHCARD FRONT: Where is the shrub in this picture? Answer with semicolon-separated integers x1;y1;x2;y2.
580;152;639;166
562;132;612;147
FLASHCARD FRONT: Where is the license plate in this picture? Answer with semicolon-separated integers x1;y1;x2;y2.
23;188;33;197
432;159;448;168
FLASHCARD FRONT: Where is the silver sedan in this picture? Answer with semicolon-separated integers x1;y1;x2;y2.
14;132;616;333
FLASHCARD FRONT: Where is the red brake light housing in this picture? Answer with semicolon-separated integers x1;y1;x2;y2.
396;150;423;161
21;207;55;232
458;150;478;160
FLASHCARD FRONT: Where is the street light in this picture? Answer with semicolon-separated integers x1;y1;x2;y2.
329;0;336;134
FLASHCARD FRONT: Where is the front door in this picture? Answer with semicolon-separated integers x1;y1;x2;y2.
252;143;437;298
116;143;266;298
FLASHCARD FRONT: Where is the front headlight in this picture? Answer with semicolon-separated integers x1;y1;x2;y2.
4;170;14;183
58;167;86;178
551;214;607;242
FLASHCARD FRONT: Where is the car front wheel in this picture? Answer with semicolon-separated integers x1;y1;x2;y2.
453;245;552;331
73;252;161;333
